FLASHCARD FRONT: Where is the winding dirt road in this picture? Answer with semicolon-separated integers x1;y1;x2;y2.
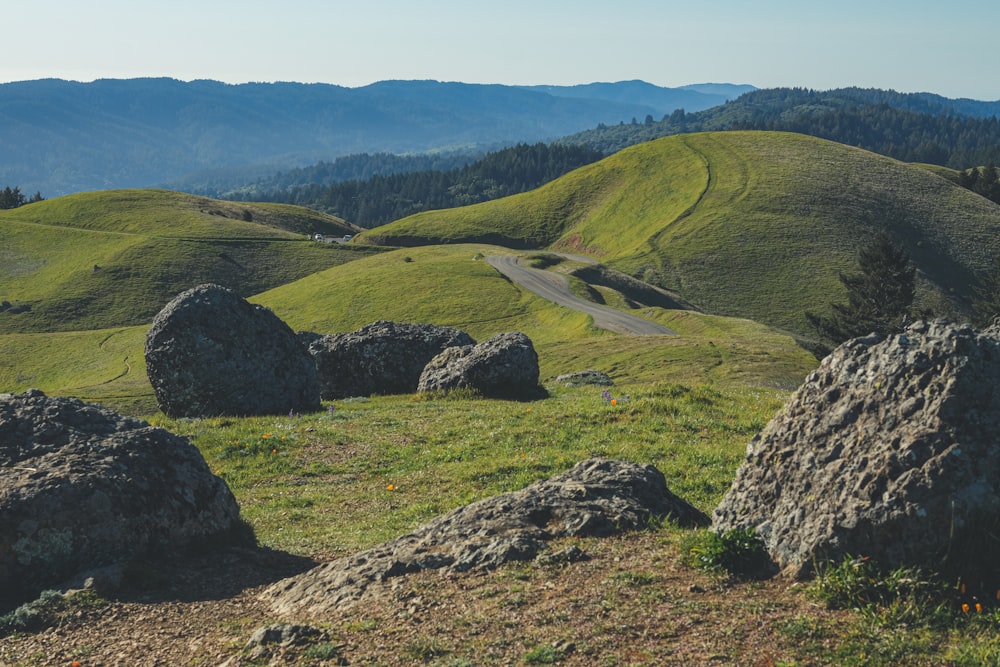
486;255;677;336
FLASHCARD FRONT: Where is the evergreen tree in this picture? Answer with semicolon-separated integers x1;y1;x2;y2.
807;232;917;343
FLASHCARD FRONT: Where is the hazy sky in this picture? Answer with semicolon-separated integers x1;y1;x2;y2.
4;0;998;100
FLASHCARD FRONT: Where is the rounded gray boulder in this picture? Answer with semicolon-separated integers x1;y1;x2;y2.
145;284;321;417
0;390;248;611
417;331;543;399
713;320;1000;580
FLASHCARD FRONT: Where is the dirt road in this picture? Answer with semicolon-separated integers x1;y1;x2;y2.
486;255;677;336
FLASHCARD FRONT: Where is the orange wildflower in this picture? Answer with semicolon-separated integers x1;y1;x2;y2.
962;603;970;613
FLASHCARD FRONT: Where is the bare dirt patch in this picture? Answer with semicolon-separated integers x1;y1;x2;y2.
0;530;839;666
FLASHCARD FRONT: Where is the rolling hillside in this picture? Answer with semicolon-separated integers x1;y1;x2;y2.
0;189;374;334
357;131;1000;338
0;242;818;413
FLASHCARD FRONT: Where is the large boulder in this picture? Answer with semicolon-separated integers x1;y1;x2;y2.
306;321;475;399
0;390;248;611
145;284;321;417
713;320;1000;578
417;331;542;399
264;458;708;616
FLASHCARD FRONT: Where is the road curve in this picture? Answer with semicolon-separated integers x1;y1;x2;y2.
486;255;677;336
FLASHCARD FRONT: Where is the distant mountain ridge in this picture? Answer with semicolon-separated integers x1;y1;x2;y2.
0;78;749;197
518;80;754;115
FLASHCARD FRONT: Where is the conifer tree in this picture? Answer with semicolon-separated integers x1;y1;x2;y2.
807;232;917;343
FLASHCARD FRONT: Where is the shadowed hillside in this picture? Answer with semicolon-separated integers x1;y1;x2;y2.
357;131;1000;337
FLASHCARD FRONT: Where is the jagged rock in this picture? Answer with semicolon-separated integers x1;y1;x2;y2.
145;284;321;417
264;458;707;616
0;390;248;611
417;331;542;399
555;370;614;387
713;320;1000;578
307;320;475;399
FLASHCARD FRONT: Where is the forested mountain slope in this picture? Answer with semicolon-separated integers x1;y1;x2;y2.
0;78;739;196
561;87;1000;168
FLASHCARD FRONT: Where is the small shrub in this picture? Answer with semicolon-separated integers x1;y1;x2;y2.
523;643;562;664
682;527;772;579
303;641;344;659
0;590;67;636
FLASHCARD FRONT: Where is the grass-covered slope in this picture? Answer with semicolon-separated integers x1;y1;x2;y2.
253;244;816;389
1;244;817;413
0;189;378;333
357;131;1000;336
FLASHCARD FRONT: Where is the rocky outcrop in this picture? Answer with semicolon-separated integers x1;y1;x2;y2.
555;370;614;387
145;284;321;417
265;458;707;616
306;321;475;399
713;320;1000;578
417;331;542;399
0;390;248;611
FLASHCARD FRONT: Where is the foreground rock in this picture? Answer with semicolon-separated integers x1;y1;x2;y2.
306;320;475;399
713;320;1000;578
0;390;248;611
264;458;707;616
417;331;542;398
145;284;321;417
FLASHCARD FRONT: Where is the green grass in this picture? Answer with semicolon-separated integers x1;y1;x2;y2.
0;243;818;413
357;131;1000;338
0;189;383;333
0;188;355;239
0;326;157;413
151;381;786;556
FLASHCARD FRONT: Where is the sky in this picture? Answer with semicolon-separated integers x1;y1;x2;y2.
4;0;999;100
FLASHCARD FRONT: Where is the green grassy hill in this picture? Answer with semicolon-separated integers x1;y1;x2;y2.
252;244;815;387
1;243;817;413
0;189;378;333
357;131;1000;336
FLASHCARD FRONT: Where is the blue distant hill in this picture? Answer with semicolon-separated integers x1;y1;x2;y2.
0;78;751;196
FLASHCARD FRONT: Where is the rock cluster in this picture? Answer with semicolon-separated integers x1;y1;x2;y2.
145;284;320;418
265;458;707;616
146;285;543;416
713;320;1000;578
306;320;475;399
417;331;543;398
0;390;247;611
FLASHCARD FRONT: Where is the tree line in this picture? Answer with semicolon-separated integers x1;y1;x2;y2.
561;88;1000;172
224;143;604;227
0;186;43;210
